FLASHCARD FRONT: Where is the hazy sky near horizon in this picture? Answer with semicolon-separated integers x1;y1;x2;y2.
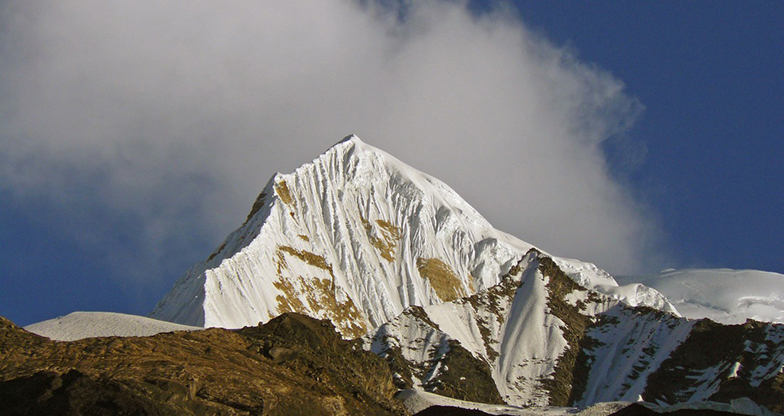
1;1;782;325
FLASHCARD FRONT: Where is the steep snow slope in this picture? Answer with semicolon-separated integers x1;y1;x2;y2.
575;305;695;405
365;251;620;407
616;269;784;324
151;135;670;336
24;311;199;341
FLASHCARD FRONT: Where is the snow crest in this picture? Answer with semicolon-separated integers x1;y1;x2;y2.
151;136;537;335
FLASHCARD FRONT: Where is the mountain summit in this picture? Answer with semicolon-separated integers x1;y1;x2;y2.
151;135;671;336
152;135;529;336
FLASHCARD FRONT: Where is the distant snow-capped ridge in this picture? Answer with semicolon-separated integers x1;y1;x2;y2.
617;268;784;325
150;135;673;336
24;311;199;341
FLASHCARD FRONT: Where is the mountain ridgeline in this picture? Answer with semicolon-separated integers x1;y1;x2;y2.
8;135;780;414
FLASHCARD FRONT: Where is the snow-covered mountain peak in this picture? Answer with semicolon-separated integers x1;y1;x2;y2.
151;135;537;335
336;133;360;145
151;134;677;338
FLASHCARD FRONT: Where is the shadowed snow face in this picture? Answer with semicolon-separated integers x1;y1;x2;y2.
0;0;659;291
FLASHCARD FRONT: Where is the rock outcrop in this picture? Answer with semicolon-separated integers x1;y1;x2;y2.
0;314;407;416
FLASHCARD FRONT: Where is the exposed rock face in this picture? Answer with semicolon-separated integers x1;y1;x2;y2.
607;403;746;416
0;315;407;416
644;319;784;413
239;313;401;410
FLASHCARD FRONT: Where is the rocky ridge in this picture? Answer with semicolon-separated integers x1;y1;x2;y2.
0;314;407;416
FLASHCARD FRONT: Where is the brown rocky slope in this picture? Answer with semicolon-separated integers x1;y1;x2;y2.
0;313;408;416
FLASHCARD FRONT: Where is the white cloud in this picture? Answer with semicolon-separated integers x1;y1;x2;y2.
0;0;660;283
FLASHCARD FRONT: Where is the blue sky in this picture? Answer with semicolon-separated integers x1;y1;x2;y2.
515;1;784;273
1;1;782;326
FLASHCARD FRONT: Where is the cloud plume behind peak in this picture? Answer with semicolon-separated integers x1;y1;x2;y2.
0;0;660;302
